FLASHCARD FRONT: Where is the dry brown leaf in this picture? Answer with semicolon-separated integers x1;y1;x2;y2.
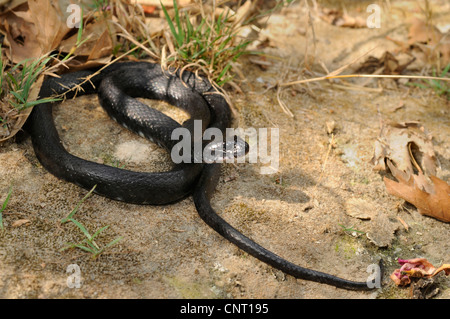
319;7;367;28
0;0;27;12
11;219;31;227
385;18;450;68
365;211;399;247
88;29;114;60
344;198;375;220
0;0;116;142
406;18;449;66
384;160;450;223
0;0;70;62
59;20;113;59
1;4;43;62
408;18;442;44
1;0;114;66
28;0;70;52
355;51;415;75
371;121;439;176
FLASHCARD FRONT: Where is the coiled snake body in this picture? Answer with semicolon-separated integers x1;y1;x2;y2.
25;62;381;290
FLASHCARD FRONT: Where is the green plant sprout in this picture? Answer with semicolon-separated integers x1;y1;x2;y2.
62;6;89;62
409;63;450;99
0;50;61;112
339;224;365;235
0;5;87;126
0;185;13;230
161;0;253;86
61;185;122;258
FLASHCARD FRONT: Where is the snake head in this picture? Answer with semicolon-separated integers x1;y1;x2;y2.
202;135;249;163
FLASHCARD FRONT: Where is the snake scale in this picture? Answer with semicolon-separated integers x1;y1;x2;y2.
25;61;382;290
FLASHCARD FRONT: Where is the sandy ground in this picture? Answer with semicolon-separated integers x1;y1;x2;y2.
0;0;449;299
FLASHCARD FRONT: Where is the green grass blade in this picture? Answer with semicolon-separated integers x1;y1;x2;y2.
440;63;450;77
92;236;123;258
22;97;62;108
0;46;4;96
10;91;26;104
161;1;182;47
84;238;100;251
105;236;123;249
60;243;76;251
173;0;185;45
76;7;84;45
195;18;205;35
1;185;13;229
216;63;232;82
191;48;207;60
1;186;13;213
69;218;93;241
73;243;95;253
61;185;96;223
91;225;110;240
184;11;193;42
6;73;19;90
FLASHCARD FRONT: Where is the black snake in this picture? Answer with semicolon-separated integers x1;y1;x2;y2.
25;61;382;290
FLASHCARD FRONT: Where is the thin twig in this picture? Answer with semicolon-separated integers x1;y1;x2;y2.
280;73;450;88
50;41;150;100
